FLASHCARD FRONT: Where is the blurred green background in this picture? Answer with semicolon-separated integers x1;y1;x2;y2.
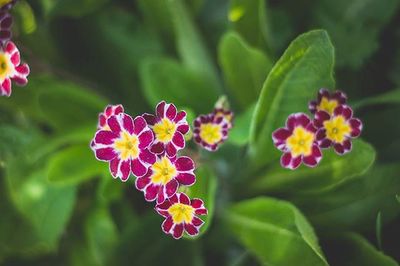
0;0;400;265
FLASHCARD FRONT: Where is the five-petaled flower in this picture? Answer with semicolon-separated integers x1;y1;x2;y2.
143;101;189;158
0;41;30;97
155;192;207;239
313;105;362;155
97;104;124;130
272;113;322;169
309;88;347;115
91;113;155;181
135;155;196;204
193;113;229;151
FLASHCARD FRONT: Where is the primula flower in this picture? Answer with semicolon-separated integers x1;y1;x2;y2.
272;113;322;169
91;113;155;181
213;107;234;129
193;113;229;151
314;105;362;155
135;155;196;204
0;41;30;97
155;192;207;239
143;101;189;157
309;88;347;115
0;11;12;44
98;104;124;130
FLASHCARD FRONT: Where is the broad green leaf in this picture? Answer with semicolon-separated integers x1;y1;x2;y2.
85;208;119;265
228;104;255;146
140;57;219;113
96;172;124;204
292;164;400;231
226;197;328;266
229;0;270;50
248;139;375;195
248;30;335;170
324;233;399;266
47;144;105;185
186;165;218;237
314;0;400;68
219;32;272;109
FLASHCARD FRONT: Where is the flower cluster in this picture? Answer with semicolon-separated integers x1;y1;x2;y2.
193;106;234;151
0;0;30;97
91;101;208;239
273;89;363;170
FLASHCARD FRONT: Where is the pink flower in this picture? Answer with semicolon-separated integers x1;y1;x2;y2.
135;155;196;204
97;104;124;130
143;101;189;158
155;193;207;239
309;88;347;115
272;113;322;169
193;113;229;151
314;105;363;155
0;41;30;97
91;113;155;181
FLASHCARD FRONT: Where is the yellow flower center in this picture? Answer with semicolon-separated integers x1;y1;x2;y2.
151;156;177;185
0;53;13;81
113;131;139;160
323;115;352;144
286;126;315;157
317;97;338;115
153;118;177;143
0;0;12;8
199;123;223;145
168;203;195;224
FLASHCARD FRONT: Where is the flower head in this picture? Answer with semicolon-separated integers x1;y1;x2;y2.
309;88;347;115
135;155;196;204
314;105;362;155
0;41;30;97
91;113;155;181
98;104;124;130
155;192;207;239
213;107;234;129
272;113;322;169
143;101;189;158
193;114;229;151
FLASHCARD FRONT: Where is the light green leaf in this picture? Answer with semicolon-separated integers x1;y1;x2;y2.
140;57;219;113
228;104;255;146
226;197;328;266
47;144;105;185
248;30;335;170
325;233;399;266
248;139;375;195
186;165;218;237
219;32;272;109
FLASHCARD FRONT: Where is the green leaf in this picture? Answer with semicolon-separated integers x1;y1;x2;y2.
218;32;272;109
314;0;400;68
47;144;105;185
140;57;219;113
324;233;399;266
248;139;375;195
248;30;335;170
47;0;109;18
292;164;400;231
226;197;328;266
376;211;383;251
353;89;400;110
229;0;270;50
96;172;124;204
228;104;255;146
186;165;218;237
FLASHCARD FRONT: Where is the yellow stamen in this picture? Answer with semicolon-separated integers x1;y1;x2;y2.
286;126;314;157
323;115;352;143
199;123;223;145
0;53;12;81
151;156;177;185
317;97;338;115
168;203;195;224
153;118;177;143
113;131;139;160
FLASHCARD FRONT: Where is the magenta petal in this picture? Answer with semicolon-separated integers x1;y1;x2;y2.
176;173;195;186
172;131;185;148
280;152;292;168
131;159;148;177
135;175;151;190
145;184;159;202
150;142;165;154
177;124;189;134
286;113;310;130
1;78;11;96
174;111;186;123
165;179;178;198
139;130;154;149
139;149;156;164
166;103;177;120
169;194;179;204
178;193;190;205
184;223;199;236
342;139;352;154
119;160;131;181
122;114;134;134
95;130;117;145
157;187;166;204
109;158;120;178
95;147;117;161
195;207;208;215
10;51;20;66
172;223;184;239
350;118;362;137
175;156;195;171
303;145;322;167
334;105;353;119
107;115;121;134
334;143;345;155
134;116;147;135
156;101;166;118
166;142;177;157
143;113;156;125
192;217;204;226
162;216;174;234
319;138;332;148
191;198;204;209
314;110;331;128
272;128;291;144
308;100;317;114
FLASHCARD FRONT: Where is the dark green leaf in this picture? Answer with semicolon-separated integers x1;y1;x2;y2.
47;0;109;18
